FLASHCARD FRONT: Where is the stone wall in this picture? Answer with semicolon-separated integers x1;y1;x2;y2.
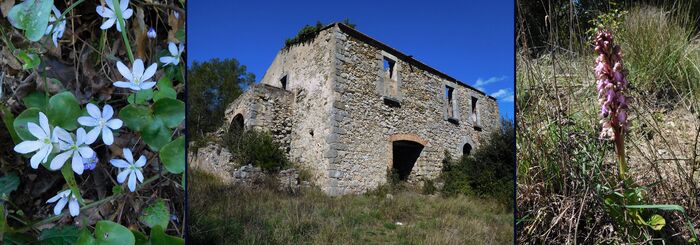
221;24;500;195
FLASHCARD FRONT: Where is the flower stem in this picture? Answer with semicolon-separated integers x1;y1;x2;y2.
112;0;134;63
614;129;627;180
60;163;84;204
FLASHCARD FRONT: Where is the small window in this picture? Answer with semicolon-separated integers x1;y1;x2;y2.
383;57;395;80
445;86;455;119
280;75;288;90
463;143;472;156
383;57;398;98
471;96;481;129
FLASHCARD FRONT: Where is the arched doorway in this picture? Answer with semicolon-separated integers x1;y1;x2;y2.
463;143;472;156
391;140;425;181
229;114;244;135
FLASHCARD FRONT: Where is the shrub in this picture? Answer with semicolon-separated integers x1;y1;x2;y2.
225;128;288;171
442;119;515;209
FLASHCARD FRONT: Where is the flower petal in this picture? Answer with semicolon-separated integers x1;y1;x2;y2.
102;104;114;119
68;197;79;217
132;59;144;79
116;61;132;81
168;42;178;56
72;151;84;175
86;127;101;144
86;103;101;119
140;81;156;90
135;169;143;183
135;155;147;167
53;197;67;215
75;128;87;145
106;119;123;130
46;191;64;203
100;17;116;30
78;146;94;159
117;169;129;183
14;140;41;154
96;6;113;18
123;148;134;164
102;128;114;145
78;116;99;127
121;8;133;19
53;127;72;144
159;57;176;66
39;112;51;136
120;0;129;11
141;63;157;81
110;159;130;168
128;172;136;192
28;122;47;139
30;145;50;169
50;151;72;170
113;81;133;89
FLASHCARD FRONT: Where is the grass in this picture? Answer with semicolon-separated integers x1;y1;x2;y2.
516;4;700;243
188;168;513;244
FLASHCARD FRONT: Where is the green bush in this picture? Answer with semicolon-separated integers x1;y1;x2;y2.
442;119;515;209
284;19;357;49
618;5;700;99
225;128;288;172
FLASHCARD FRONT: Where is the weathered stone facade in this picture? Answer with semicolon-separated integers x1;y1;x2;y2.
223;23;500;195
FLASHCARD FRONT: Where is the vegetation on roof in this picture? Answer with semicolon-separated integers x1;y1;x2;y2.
283;19;356;49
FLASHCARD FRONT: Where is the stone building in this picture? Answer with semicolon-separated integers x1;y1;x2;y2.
223;23;500;195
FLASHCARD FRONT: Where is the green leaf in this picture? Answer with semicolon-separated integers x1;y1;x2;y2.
119;104;152;132
153;76;176;102
139;199;170;229
647;214;666;231
76;228;95;245
37;225;80;244
7;0;53;42
175;29;185;43
130;229;149;245
95;221;135;245
0;173;20;198
16;49;41;70
0;104;20;144
153;98;184;128
22;91;48;111
127;89;154;105
111;185;123;196
13;107;41;141
0;202;6;239
160;136;184;174
141;118;172;152
47;92;80;131
150;225;183;245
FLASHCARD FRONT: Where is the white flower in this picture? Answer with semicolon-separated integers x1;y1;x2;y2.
114;59;157;91
173;10;179;20
46;189;79;217
13;112;54;169
159;42;184;67
110;148;146;192
50;127;95;175
96;0;133;32
147;27;156;39
78;103;123;145
45;6;65;47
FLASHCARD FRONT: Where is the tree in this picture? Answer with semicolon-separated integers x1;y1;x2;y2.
187;58;255;141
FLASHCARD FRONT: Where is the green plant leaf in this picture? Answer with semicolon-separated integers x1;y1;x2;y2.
119;104;152;132
37;225;80;244
76;228;95;245
22;91;48;111
16;49;41;70
95;221;135;245
0;104;20;144
160;136;184;174
139;199;170;229
47;91;80;131
153;98;184;128
7;0;53;42
0;173;20;198
0;202;5;239
647;214;666;231
175;29;185;42
150;225;184;245
153;76;176;102
141;118;172;152
13;107;41;141
131;229;149;245
127;89;154;105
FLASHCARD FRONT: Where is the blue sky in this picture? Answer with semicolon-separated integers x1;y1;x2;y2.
189;0;514;119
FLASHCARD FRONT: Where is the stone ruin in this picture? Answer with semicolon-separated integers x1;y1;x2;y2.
221;23;500;195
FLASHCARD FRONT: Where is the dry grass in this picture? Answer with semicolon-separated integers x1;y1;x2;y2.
188;168;513;244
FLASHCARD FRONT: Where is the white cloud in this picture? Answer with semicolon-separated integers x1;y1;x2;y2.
490;88;514;102
473;76;507;91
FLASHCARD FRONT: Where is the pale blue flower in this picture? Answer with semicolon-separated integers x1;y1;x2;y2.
147;27;156;39
77;103;123;145
114;59;157;91
13;112;53;169
83;152;98;171
45;6;65;47
159;42;184;67
110;148;147;192
50;127;95;175
46;189;79;217
96;0;133;32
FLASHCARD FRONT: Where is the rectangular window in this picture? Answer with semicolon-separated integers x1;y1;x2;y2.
445;85;454;119
280;75;287;90
383;57;398;98
471;96;481;128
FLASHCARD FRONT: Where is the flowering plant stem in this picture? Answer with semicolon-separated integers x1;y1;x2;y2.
60;163;84;204
614;129;627;180
14;172;163;233
113;0;134;64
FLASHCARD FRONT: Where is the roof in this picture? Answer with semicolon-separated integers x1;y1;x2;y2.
317;22;497;101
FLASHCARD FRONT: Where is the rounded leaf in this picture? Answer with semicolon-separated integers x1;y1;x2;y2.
13;107;41;141
139;199;170;229
142;118;172;152
95;220;135;245
7;0;53;41
48;92;81;130
160;136;184;174
119;104;153;132
153;98;184;128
